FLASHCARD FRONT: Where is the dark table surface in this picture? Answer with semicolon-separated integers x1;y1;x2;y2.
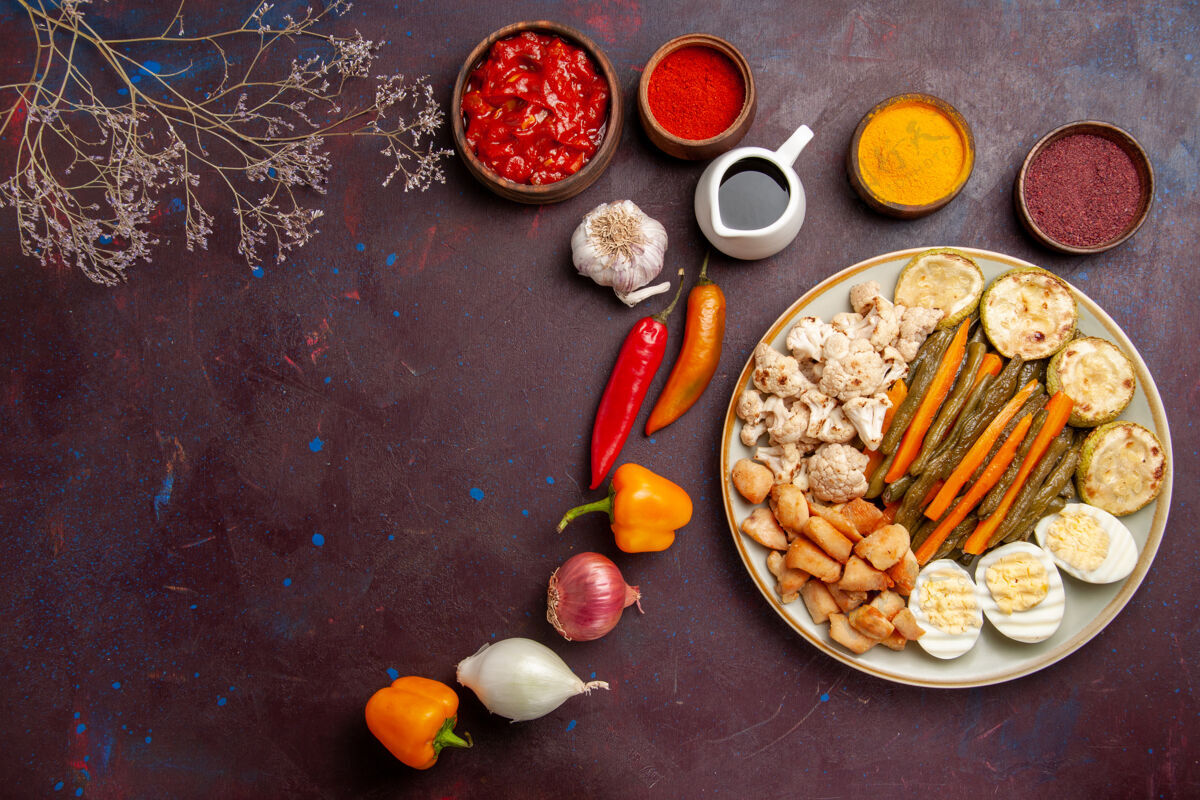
2;1;1197;797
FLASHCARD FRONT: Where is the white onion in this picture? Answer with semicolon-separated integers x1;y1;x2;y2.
547;552;642;641
456;638;609;722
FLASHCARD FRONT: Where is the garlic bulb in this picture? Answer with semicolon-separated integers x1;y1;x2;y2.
572;200;669;307
456;637;609;722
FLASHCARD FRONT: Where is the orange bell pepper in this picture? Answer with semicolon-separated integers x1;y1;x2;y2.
365;676;472;770
558;463;692;552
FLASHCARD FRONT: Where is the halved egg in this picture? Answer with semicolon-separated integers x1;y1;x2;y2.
909;560;986;660
974;542;1065;643
1033;502;1139;584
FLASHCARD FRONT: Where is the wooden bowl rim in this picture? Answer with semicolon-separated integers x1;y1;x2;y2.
637;33;756;149
450;20;623;203
846;92;976;218
1014;120;1155;255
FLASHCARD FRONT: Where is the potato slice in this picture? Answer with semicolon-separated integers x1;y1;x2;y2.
891;607;926;640
825;583;867;613
741;508;789;551
732;458;774;504
869;589;906;619
854;523;911;570
837;555;891;592
770;483;810;536
800;580;840;624
829;612;877;654
803;517;854;563
887;549;920;595
848;605;895;640
840;497;886;534
785;538;842;583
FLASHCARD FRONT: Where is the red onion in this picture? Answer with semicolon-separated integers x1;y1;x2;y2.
546;552;642;641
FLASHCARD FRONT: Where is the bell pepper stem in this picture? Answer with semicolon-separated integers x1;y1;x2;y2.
433;717;473;756
557;489;615;532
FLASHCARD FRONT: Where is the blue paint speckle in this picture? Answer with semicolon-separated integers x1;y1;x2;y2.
111;681;121;690
153;473;174;521
324;376;332;384
1186;53;1194;61
356;242;365;251
251;266;264;278
386;252;397;266
521;509;529;516
117;87;128;95
386;667;400;680
820;693;829;702
145;736;152;744
267;167;277;178
309;436;324;452
75;790;82;798
74;712;80;719
546;476;555;485
217;696;227;707
469;487;485;501
98;234;113;245
312;533;325;547
142;60;161;73
565;719;577;732
282;578;292;587
392;310;400;317
54;781;63;791
76;723;86;734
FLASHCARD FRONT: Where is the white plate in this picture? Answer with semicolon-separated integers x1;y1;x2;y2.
719;248;1173;688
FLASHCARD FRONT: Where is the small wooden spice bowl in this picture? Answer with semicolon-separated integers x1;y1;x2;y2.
846;93;975;219
637;34;756;161
1014;120;1154;255
451;20;623;205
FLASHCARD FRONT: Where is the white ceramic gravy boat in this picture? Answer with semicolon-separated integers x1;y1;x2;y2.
694;123;814;260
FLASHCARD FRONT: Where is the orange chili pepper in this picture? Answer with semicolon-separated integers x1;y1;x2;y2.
558;463;692;552
365;676;472;770
645;254;725;435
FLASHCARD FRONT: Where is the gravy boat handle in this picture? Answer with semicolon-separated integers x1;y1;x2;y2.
775;124;814;165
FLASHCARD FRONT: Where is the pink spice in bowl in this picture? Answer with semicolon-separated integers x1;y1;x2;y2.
1015;121;1154;255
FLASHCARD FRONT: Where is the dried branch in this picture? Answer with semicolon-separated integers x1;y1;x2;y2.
0;0;451;285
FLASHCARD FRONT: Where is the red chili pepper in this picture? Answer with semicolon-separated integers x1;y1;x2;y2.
590;273;686;489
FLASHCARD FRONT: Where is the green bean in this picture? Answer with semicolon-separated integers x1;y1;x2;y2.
909;516;939;552
976;408;1049;519
865;450;896;500
953;355;1026;448
879;329;954;455
894;468;941;532
989;431;1076;548
1004;497;1068;545
909;342;987;476
906;327;952;377
931;515;977;561
968;318;987;345
882;473;916;505
968;390;1048;483
922;373;997;479
1018;358;1046;387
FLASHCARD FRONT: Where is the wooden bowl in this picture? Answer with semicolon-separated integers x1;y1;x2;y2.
451;21;623;204
847;93;975;219
637;34;756;161
1014;121;1154;255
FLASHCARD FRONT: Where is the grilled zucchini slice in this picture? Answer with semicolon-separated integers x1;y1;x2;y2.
893;248;985;329
980;267;1077;359
1047;336;1136;426
1076;421;1166;516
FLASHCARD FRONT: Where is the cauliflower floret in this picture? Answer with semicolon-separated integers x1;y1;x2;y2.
862;295;900;352
791;459;810;492
879;345;909;388
799;358;823;385
822;330;851;362
736;388;765;423
754;443;805;485
807;443;871;503
740;421;765;447
816;404;858;444
786;316;831;362
818;339;886;401
831;311;874;341
753;343;811;398
842;392;893;450
896;306;944;361
849;280;885;315
766;398;812;445
797;388;837;440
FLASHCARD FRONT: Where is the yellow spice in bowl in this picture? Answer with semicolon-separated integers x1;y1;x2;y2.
857;100;967;206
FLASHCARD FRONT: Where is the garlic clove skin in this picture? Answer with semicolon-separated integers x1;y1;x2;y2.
616;281;671;307
456;638;609;722
572;200;668;304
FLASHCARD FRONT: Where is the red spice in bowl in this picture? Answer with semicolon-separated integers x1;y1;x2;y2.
1023;133;1142;248
647;45;745;141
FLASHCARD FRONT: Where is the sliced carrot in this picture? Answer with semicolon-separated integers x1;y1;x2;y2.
964;391;1075;555
915;413;1033;564
922;378;1041;522
884;321;969;484
863;379;908;478
975;353;1003;384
